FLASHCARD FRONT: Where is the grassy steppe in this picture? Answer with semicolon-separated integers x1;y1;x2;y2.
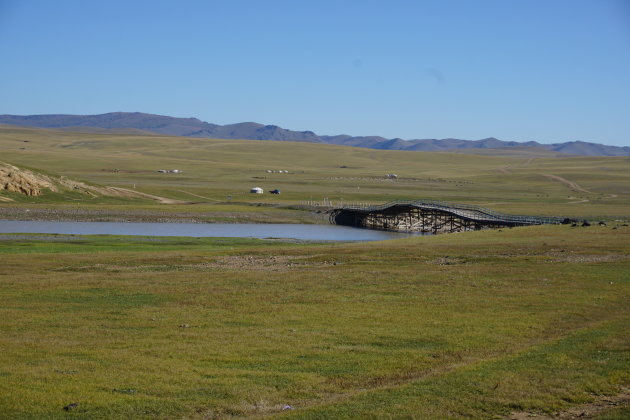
1;125;629;221
1;126;628;418
0;225;628;419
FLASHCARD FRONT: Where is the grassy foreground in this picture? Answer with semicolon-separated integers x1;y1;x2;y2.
0;225;628;419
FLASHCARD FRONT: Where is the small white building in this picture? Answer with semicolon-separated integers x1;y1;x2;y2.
250;187;263;194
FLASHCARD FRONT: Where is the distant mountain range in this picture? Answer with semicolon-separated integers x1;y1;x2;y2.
1;112;628;156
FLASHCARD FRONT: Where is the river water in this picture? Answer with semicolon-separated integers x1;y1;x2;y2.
0;220;425;241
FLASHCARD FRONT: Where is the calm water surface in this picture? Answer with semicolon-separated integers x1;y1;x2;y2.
0;220;424;241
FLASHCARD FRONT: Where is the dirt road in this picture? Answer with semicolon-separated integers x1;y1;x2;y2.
542;174;591;193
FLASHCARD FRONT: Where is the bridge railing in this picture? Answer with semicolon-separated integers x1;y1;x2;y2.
338;199;562;225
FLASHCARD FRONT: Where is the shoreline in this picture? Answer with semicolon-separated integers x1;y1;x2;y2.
0;205;329;225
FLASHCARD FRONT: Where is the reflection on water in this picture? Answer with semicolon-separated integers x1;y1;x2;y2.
0;220;426;241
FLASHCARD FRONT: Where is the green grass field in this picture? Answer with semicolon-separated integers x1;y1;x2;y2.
1;126;629;418
1;125;629;221
0;225;628;419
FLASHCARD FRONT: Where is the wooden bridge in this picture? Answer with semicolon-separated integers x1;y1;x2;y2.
330;200;564;234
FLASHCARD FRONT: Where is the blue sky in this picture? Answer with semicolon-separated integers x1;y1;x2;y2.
1;0;629;146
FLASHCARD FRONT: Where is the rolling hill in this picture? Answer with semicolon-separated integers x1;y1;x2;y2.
1;112;629;156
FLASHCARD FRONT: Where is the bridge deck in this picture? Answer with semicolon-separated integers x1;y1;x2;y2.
333;199;563;227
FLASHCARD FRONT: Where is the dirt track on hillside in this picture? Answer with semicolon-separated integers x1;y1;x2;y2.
542;174;591;193
105;187;190;204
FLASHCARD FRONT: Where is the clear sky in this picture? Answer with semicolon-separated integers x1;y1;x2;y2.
1;0;629;146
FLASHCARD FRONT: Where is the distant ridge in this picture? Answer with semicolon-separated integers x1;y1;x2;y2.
1;112;628;156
